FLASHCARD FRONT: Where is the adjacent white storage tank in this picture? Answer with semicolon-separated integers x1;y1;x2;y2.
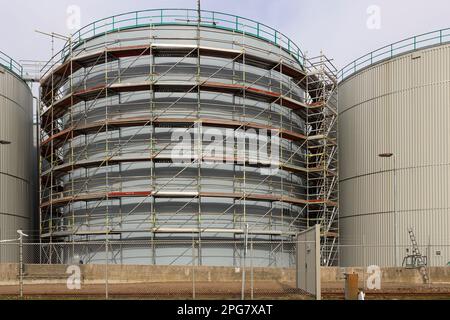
0;51;34;262
339;34;450;267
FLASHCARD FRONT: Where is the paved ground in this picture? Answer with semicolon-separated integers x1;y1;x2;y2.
323;282;450;300
1;282;450;300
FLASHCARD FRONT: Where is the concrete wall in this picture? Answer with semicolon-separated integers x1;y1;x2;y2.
1;264;449;285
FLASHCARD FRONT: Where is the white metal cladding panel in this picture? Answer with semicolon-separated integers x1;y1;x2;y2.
0;68;33;250
0;68;31;110
396;208;450;267
0;69;33;179
339;94;394;181
340;171;394;219
0;174;31;220
0;214;31;263
339;44;450;114
340;209;450;267
339;43;450;267
341;165;450;219
340;213;395;267
0;213;25;240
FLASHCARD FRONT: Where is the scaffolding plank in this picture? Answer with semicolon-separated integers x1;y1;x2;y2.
41;117;307;153
40;44;307;99
42;81;317;123
40;190;337;210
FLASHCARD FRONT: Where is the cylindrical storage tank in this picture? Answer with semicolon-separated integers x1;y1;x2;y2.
40;9;312;267
339;32;450;267
0;51;34;262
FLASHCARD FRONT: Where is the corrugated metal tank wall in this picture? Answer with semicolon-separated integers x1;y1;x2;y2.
339;43;450;267
0;63;34;262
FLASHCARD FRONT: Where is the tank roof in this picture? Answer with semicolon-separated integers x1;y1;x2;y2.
339;27;450;82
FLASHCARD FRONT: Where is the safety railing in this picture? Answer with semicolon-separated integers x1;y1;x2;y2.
60;9;304;65
338;28;450;82
0;50;23;78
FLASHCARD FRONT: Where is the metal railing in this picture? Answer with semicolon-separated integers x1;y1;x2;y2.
338;27;450;82
0;50;23;78
60;8;304;65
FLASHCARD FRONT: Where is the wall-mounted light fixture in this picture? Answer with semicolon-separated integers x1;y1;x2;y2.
0;140;12;145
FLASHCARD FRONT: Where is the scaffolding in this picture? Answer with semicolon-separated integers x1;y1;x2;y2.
304;54;339;266
39;9;338;266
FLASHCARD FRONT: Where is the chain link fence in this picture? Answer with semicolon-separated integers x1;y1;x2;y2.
0;240;449;300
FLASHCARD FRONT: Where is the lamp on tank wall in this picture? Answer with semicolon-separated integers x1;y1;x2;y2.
379;153;394;158
0;140;11;145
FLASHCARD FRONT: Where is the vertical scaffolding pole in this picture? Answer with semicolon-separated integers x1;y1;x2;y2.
19;234;24;299
196;0;203;265
241;223;248;300
250;237;254;300
192;237;196;300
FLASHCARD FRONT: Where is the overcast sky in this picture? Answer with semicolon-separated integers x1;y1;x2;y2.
0;0;449;70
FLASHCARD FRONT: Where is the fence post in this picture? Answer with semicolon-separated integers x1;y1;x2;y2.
17;230;28;299
241;224;249;300
192;238;196;300
427;236;432;287
105;238;109;300
19;236;23;299
250;238;254;300
363;234;366;292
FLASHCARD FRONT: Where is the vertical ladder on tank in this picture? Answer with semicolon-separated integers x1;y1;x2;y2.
408;227;429;283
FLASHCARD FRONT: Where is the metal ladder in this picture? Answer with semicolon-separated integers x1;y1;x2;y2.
408;228;429;283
